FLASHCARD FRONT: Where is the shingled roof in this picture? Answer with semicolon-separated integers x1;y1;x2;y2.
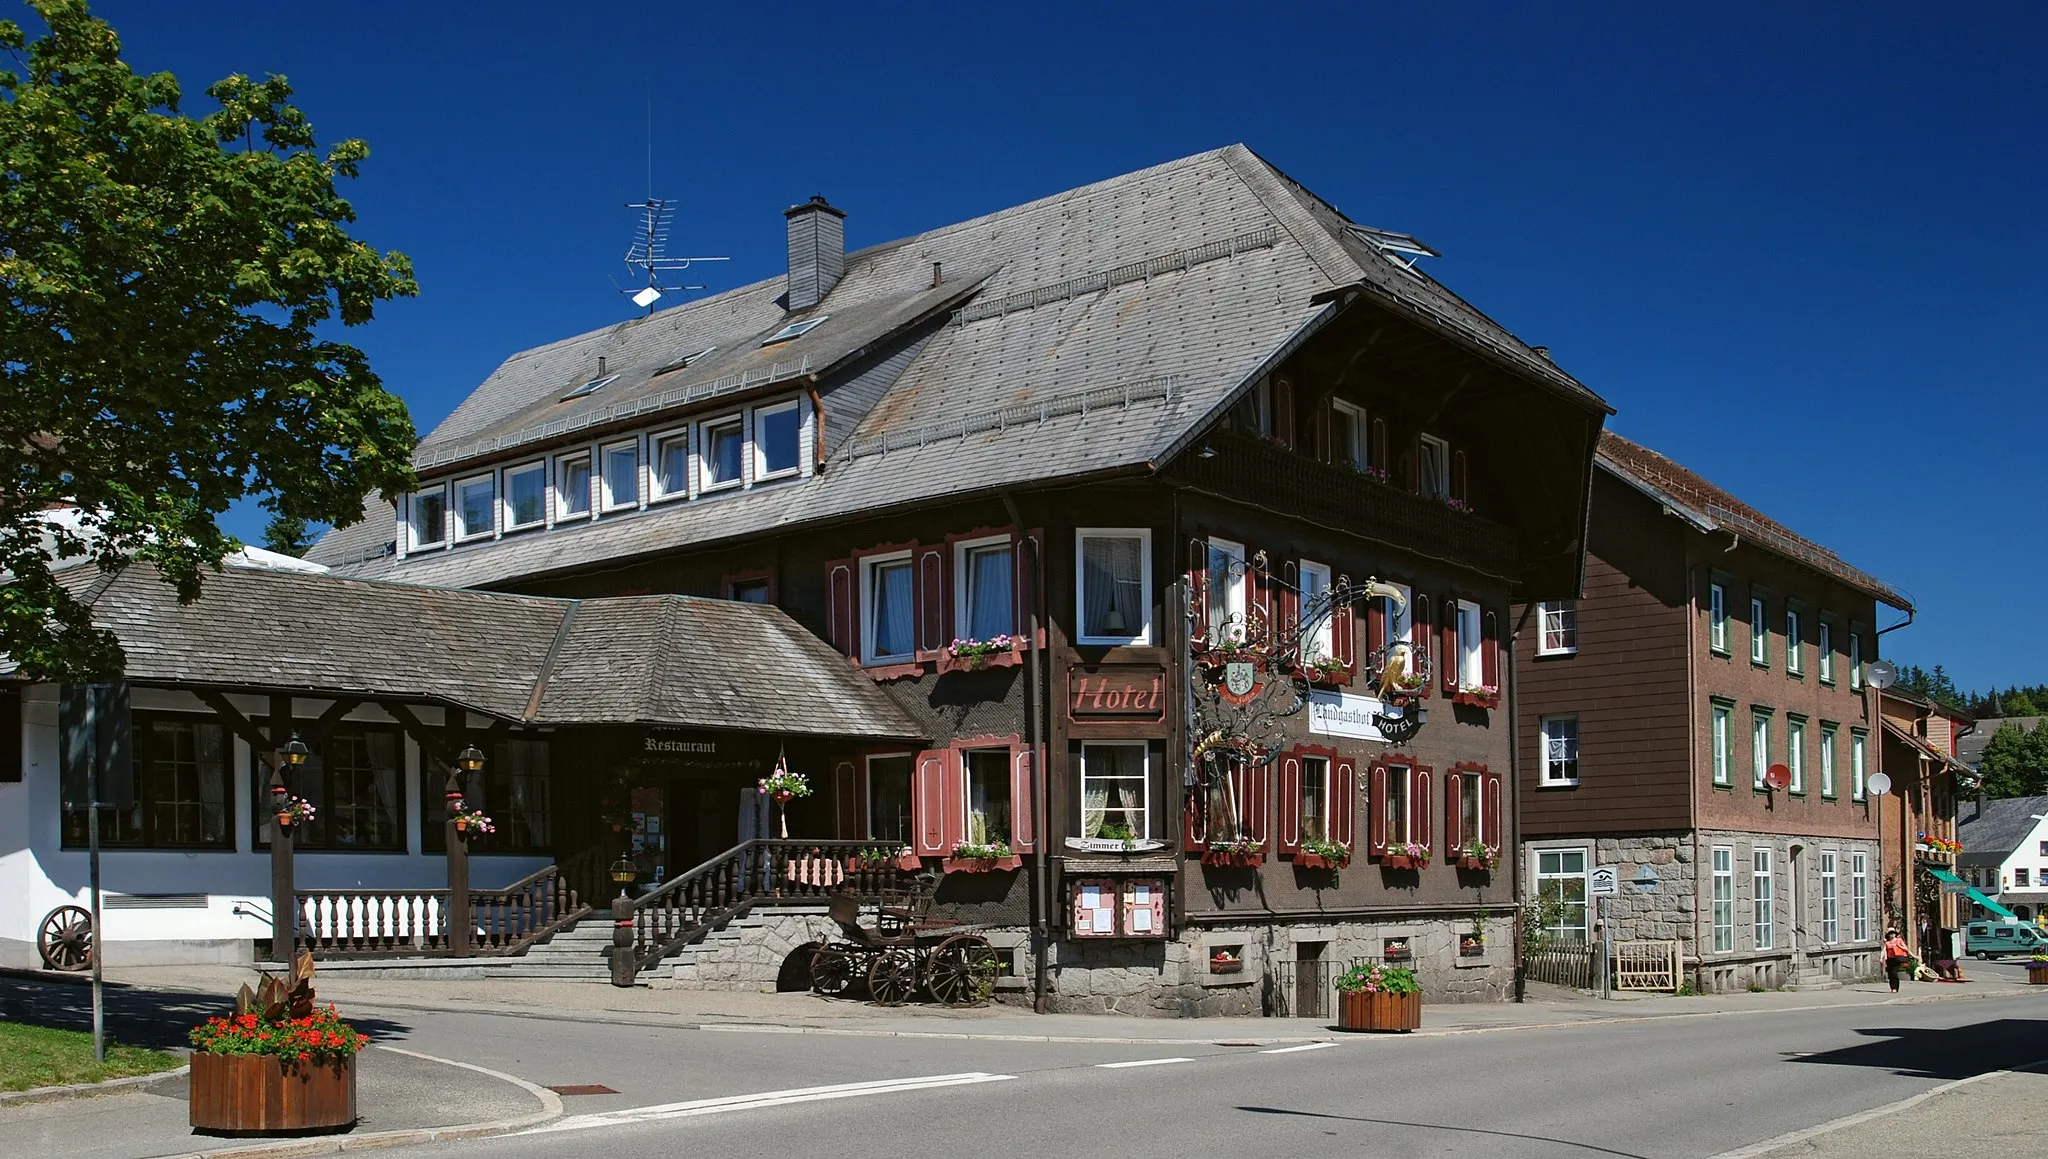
1596;431;1910;611
23;564;921;740
309;144;1608;588
1959;795;2048;866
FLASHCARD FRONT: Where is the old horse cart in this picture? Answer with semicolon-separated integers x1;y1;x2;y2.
809;873;996;1006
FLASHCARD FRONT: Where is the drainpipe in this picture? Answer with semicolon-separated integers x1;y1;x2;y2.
1000;490;1051;1014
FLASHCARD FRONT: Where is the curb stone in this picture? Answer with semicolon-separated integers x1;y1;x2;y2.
0;1063;191;1105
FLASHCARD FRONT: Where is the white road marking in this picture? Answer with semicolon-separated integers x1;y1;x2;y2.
1260;1042;1339;1054
1706;1057;2048;1159
1095;1057;1195;1069
522;1072;1014;1134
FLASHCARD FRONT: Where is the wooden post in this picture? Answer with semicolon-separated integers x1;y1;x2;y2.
445;765;470;956
610;892;638;986
268;759;294;963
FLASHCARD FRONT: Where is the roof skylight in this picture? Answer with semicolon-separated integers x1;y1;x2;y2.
561;372;619;402
653;346;717;376
761;316;829;346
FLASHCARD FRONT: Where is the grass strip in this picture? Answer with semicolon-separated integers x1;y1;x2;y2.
0;1020;184;1092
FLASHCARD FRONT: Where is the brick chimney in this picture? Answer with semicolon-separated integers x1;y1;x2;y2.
784;195;846;313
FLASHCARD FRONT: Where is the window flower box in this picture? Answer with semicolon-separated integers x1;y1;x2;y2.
941;635;1020;674
1298;656;1348;687
1455;842;1500;872
1201;838;1265;868
1294;837;1351;871
1378;842;1430;870
1209;951;1244;974
1459;934;1486;957
944;841;1019;873
1451;684;1500;709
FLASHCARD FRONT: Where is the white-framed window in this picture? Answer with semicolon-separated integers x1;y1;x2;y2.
651;429;691;501
1457;599;1484;687
454;474;496;541
1849;631;1863;690
1229;376;1272;434
1819;723;1837;798
954;535;1014;643
1538;600;1578;656
752;399;804;481
1076;529;1150;645
1080;741;1149;841
1712;846;1735;952
1535;848;1589;944
1383;581;1416;673
2020;868;2032;888
1709;581;1729;654
1298;753;1331;843
866;752;914;845
1711;702;1733;787
1750;594;1769;665
554;452;592;521
1852;852;1869;941
407;484;448;550
1383;761;1412;845
860;551;916;664
1786;607;1803;675
1851;729;1867;801
1298;559;1333;661
1753;848;1774;950
963;748;1012;847
1752;710;1772;789
1417;433;1450;500
600;439;641;511
1787;716;1806;793
1817;619;1834;683
1821;851;1839;944
1330;399;1367;471
502;462;546;531
1540;715;1580;786
1205;537;1246;642
698;414;745;492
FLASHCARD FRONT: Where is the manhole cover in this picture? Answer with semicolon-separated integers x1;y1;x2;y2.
546;1084;618;1096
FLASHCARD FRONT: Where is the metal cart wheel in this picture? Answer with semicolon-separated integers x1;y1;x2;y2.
925;934;997;1007
810;944;859;997
867;948;918;1007
38;905;94;973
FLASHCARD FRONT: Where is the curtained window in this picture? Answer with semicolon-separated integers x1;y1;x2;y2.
64;714;230;850
1080;743;1148;840
958;540;1013;641
1077;529;1149;644
963;749;1012;846
864;555;916;662
255;727;403;851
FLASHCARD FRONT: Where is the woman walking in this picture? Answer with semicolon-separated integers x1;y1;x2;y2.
1883;928;1911;993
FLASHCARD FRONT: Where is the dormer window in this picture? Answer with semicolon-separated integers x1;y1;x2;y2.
1417;434;1450;500
700;415;745;491
754;400;802;480
454;475;496;541
407;485;448;550
762;316;828;346
555;453;592;521
601;440;640;511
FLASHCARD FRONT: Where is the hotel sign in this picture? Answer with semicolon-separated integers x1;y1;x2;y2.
1068;665;1167;721
1307;689;1388;741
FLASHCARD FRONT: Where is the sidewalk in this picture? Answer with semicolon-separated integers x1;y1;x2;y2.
1741;1067;2048;1158
59;960;2041;1045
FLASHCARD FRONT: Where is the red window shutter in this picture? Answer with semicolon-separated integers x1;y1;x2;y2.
1367;592;1387;666
1279;561;1299;654
1009;745;1036;853
1273;378;1295;450
1484;769;1504;848
1332;757;1357;850
1440;597;1459;696
912;749;953;857
1276;753;1302;856
1245;759;1271;850
1482;610;1500;690
1446;770;1465;850
1246;557;1270;646
1414;765;1433;852
1186;538;1209;643
1411;594;1431;699
1368;763;1389;856
1451;449;1469;502
1370;417;1389;473
1183;787;1208;852
915;545;946;658
834;759;863;839
825;558;858;660
1011;530;1041;643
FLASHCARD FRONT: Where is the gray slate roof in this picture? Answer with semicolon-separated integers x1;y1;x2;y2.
1958;795;2048;865
1957;717;2043;770
37;564;920;740
309;144;1608;588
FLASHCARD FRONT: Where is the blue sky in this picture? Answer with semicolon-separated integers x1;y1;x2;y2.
59;1;2048;694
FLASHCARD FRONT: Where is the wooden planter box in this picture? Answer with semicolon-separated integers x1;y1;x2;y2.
1294;852;1349;870
1379;853;1426;870
190;1052;357;1135
1209;957;1244;974
1455;856;1495;872
2027;964;2048;986
1459;938;1486;958
1337;989;1422;1033
1200;850;1265;868
847;853;924;874
942;855;1023;874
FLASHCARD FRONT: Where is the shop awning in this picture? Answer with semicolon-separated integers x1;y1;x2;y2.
1928;867;2017;919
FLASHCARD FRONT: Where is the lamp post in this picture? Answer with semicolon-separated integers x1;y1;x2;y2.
267;734;310;964
444;744;484;956
609;855;639;986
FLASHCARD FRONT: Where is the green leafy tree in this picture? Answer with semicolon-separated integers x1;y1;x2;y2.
259;515;316;558
1978;721;2048;799
1;1;417;678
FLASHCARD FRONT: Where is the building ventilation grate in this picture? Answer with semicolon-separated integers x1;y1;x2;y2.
103;894;208;909
951;227;1282;327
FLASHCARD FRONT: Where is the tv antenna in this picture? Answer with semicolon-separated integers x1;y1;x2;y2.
621;197;728;314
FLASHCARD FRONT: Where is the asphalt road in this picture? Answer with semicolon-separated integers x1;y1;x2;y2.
352;991;2048;1159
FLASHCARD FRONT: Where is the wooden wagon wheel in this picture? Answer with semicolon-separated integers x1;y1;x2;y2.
38;905;94;973
867;948;918;1007
925;934;997;1007
810;944;859;997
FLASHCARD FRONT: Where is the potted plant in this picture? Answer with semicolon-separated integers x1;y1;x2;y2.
757;763;811;838
1382;938;1413;962
1456;840;1499;872
1452;682;1500;708
188;951;366;1134
945;634;1015;671
1380;841;1430;870
943;839;1021;873
1446;497;1473;514
1099;820;1139;852
1201;836;1265;868
1295;835;1351;871
850;845;921;873
450;807;494;836
273;795;316;831
1301;654;1347;686
1209;948;1244;974
1459;932;1485;957
2029;954;2048;986
1334;961;1422;1032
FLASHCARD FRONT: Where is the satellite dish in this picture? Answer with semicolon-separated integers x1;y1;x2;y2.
1764;763;1792;791
1866;660;1898;690
1867;772;1893;796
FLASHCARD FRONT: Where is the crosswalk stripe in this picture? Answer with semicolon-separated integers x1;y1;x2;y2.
524;1072;1015;1134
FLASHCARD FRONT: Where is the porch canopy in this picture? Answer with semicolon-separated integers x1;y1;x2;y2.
34;563;923;740
1927;868;2017;921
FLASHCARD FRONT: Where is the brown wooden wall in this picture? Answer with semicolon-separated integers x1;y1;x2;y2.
1515;471;1694;836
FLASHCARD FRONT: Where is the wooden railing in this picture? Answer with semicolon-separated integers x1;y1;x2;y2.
628;840;915;974
470;860;593;954
554;844;611;913
294;889;451;957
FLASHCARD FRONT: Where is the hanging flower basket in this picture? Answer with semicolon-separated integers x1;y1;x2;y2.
272;796;315;830
450;809;494;835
